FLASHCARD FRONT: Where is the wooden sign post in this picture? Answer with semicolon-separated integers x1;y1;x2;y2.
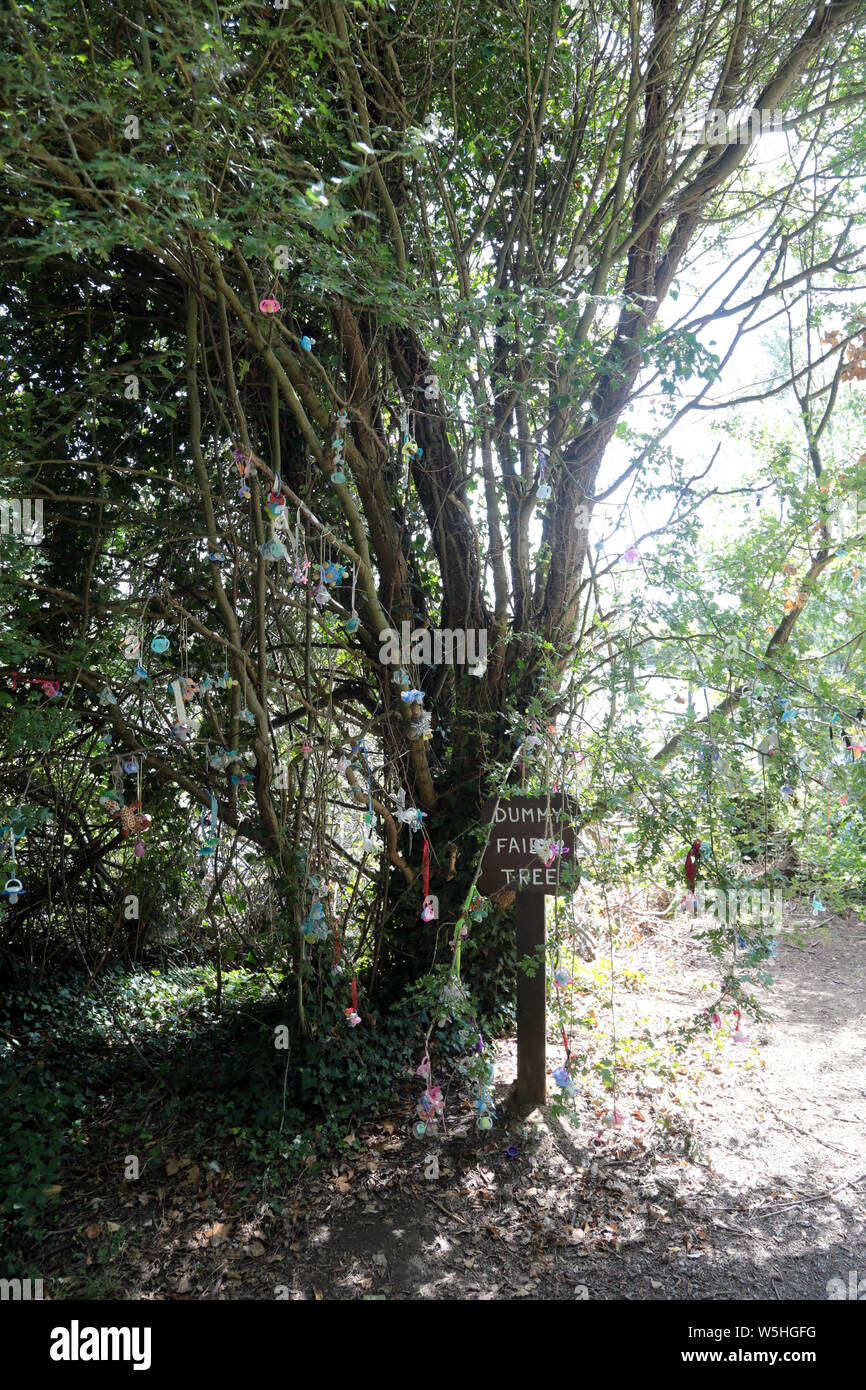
478;795;578;1107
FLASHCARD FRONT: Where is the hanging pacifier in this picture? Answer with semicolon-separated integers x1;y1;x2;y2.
151;633;170;654
2;821;25;905
553;1065;576;1097
421;894;439;922
266;475;286;519
2;876;24;904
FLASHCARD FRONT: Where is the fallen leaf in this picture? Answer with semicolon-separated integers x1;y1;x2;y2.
166;1157;182;1176
84;1223;100;1239
246;1241;266;1257
43;1185;63;1198
106;1221;122;1234
208;1221;232;1246
314;1289;324;1300
334;1175;352;1193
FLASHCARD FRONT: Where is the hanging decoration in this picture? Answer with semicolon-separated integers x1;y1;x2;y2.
352;739;379;854
390;788;426;833
536;446;552;501
420;838;438;921
290;507;311;585
344;565;359;634
399;408;422;488
199;795;218;857
345;975;361;1027
265;473;287;521
414;1050;444;1137
1;821;26;904
330;410;348;485
234;446;254;500
684;838;702;890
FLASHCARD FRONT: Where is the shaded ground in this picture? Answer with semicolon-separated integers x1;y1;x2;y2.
27;903;866;1300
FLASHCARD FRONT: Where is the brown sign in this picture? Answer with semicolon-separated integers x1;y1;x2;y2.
477;795;579;895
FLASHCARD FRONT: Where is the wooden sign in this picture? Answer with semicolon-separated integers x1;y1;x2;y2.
477;794;579;1106
477;795;578;896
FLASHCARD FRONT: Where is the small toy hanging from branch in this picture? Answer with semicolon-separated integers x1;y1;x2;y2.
1;820;26;905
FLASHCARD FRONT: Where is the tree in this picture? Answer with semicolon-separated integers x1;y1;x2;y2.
2;0;865;1017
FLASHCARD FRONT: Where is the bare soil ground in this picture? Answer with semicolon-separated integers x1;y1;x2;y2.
35;903;866;1301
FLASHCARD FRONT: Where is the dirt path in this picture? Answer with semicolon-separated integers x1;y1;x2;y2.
34;904;864;1300
256;907;866;1301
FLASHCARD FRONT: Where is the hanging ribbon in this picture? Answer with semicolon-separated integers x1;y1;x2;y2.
170;679;186;728
353;739;373;817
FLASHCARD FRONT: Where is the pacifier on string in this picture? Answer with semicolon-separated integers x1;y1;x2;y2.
266;474;286;520
300;897;329;942
121;630;141;661
475;1093;495;1131
345;983;362;1027
414;1084;443;1138
552;1065;576;1098
553;965;573;988
536;447;552;501
259;538;290;561
312;572;330;606
420;840;438;921
151;629;170;654
235;453;252;500
199;795;219;857
343;564;360;633
467;890;488;923
331;425;347;485
169;679;189;742
360;811;379;854
2;820;26;905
